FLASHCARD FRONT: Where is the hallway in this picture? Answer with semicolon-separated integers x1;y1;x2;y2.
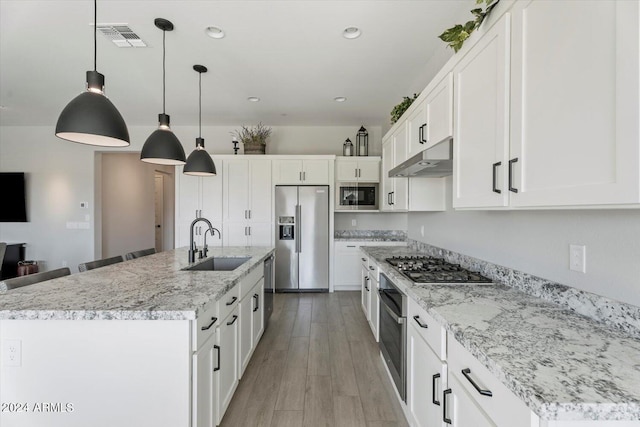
220;291;408;427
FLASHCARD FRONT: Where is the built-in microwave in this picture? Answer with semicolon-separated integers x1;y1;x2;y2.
335;183;378;210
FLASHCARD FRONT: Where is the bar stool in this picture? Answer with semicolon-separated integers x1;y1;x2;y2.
124;248;156;261
78;255;124;272
1;267;71;290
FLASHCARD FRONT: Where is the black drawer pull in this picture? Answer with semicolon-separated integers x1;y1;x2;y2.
253;293;259;312
214;345;220;371
508;158;518;193
361;258;366;262
226;296;238;306
492;161;502;194
443;388;452;424
432;373;441;406
226;315;238;326
413;315;428;329
420;123;428;143
201;316;218;331
462;368;493;396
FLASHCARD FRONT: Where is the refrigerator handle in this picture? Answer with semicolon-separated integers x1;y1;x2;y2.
295;204;301;253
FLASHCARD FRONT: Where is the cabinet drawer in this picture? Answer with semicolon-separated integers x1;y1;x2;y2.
195;301;219;351
408;298;446;360
218;284;240;322
448;333;533;426
239;265;263;300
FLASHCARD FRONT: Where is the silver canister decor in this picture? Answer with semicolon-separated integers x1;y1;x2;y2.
356;126;368;156
343;138;354;156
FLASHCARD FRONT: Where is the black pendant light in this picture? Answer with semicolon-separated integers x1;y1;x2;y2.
184;65;217;176
55;0;130;147
140;18;186;165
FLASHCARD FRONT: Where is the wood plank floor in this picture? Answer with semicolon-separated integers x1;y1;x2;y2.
220;292;409;427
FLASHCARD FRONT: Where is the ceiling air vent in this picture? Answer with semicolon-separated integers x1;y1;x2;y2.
96;24;147;48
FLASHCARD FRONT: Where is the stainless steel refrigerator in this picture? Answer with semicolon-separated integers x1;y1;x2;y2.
275;185;329;291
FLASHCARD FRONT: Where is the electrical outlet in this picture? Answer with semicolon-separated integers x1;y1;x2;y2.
80;201;89;208
351;219;357;227
569;245;586;273
2;339;21;367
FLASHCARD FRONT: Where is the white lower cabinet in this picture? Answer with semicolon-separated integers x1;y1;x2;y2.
368;271;379;342
407;299;448;427
445;332;537;427
361;262;370;320
217;306;239;425
408;325;447;427
238;274;265;377
194;332;218;427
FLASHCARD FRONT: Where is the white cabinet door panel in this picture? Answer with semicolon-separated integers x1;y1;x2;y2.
249;160;272;222
357;160;380;182
426;73;454;148
248;223;273;246
224;160;249;221
302;160;330;184
273;160;303;184
407;100;427;159
336;159;359;181
509;0;640;207
453;13;511;209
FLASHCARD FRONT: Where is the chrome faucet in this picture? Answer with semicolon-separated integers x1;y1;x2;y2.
189;217;220;263
203;226;221;258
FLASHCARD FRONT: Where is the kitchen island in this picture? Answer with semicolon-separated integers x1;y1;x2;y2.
0;246;274;427
362;245;640;425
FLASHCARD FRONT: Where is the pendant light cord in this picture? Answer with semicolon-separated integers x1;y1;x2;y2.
198;71;202;139
93;0;97;71
162;29;166;114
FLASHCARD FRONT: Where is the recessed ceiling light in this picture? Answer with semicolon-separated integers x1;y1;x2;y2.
247;97;260;102
205;26;225;39
343;27;361;39
334;96;347;102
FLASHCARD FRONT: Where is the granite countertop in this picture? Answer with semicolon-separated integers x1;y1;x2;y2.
334;230;407;242
362;246;640;422
0;247;274;321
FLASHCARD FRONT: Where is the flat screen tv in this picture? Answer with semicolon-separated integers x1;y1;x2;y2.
0;172;27;222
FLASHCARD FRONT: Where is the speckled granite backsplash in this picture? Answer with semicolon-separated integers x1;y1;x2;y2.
334;230;406;241
407;239;640;338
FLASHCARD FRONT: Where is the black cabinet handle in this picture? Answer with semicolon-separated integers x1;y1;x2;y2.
253;293;259;312
508;158;519;193
418;124;424;144
420;123;428;143
226;296;238;306
201;316;218;331
226;314;238;325
387;192;392;205
214;345;220;372
432;373;441;406
461;368;493;396
443;388;452;424
413;315;428;329
361;257;366;262
492;162;502;194
390;191;395;205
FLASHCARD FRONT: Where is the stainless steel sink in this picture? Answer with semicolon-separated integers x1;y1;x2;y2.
184;256;251;272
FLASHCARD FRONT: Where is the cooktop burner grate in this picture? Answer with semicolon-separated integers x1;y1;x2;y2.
385;256;492;284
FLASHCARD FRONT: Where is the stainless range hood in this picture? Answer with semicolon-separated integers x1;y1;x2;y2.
389;139;453;178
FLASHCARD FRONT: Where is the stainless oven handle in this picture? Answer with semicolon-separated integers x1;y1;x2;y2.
379;290;404;324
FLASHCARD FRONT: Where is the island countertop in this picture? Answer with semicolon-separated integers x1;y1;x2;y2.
362;246;640;422
0;247;274;321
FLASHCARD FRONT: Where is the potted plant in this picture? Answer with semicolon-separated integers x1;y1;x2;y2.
232;123;272;154
390;93;420;125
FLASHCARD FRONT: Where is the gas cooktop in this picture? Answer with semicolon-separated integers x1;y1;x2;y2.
385;255;492;284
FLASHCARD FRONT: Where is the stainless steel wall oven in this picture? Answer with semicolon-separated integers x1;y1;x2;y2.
378;273;407;402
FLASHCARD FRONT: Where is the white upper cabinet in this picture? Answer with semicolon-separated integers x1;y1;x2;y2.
335;157;380;182
407;73;454;160
453;0;640;209
508;0;640;207
393;122;408;166
453;12;511;209
272;158;331;185
381;136;409;212
223;159;272;223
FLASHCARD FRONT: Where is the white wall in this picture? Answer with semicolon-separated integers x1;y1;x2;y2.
100;153;173;259
334;212;407;231
0;124;381;272
408;177;640;308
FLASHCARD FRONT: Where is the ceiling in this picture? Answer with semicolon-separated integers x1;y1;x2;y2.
0;0;471;127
